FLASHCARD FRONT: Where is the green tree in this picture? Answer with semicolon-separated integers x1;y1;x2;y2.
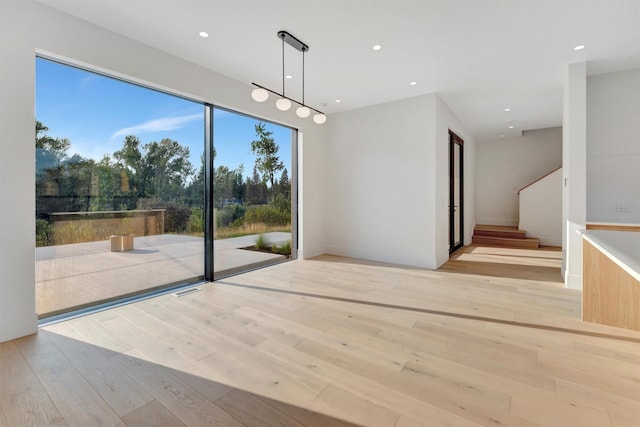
113;135;146;200
114;136;194;202
58;154;96;212
245;165;268;205
143;138;194;201
36;120;70;163
185;154;205;208
35;120;73;217
278;168;290;201
250;123;284;202
213;164;245;209
90;154;133;211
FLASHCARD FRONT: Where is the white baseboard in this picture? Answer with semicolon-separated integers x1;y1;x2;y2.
565;273;583;290
0;312;38;343
325;246;437;270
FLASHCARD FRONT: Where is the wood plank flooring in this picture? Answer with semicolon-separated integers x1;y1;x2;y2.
3;249;640;426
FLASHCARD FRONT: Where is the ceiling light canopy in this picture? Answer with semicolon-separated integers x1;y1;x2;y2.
250;30;326;125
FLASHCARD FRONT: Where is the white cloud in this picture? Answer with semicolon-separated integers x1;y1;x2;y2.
111;113;202;139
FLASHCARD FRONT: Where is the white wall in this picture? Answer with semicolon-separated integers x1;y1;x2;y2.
324;94;475;270
0;0;327;342
587;68;640;224
519;168;563;246
562;62;587;290
476;127;562;227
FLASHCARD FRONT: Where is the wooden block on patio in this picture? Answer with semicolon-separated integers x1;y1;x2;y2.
110;234;134;252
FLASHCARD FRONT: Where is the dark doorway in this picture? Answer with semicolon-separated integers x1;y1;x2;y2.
449;131;464;253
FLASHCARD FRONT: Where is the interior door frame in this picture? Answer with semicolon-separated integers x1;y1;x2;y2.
449;130;464;254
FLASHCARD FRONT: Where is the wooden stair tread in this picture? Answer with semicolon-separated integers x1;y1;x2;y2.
473;225;540;248
474;229;527;239
474;225;527;240
475;225;519;231
473;235;539;243
472;235;540;249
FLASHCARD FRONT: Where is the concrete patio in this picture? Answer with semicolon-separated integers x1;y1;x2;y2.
36;232;291;317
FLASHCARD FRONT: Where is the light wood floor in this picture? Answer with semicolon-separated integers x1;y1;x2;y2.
441;244;564;286
3;249;640;426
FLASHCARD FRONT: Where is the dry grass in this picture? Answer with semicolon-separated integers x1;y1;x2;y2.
215;222;291;240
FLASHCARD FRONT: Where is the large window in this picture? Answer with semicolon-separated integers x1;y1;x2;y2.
35;58;297;319
36;57;205;318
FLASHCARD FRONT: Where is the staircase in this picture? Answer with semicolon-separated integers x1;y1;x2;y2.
472;225;540;249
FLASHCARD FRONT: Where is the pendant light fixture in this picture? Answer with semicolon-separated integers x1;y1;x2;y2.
251;30;326;125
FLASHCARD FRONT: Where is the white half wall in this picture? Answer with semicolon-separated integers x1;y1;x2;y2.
587;68;640;224
324;94;475;270
519;168;563;246
0;0;327;342
476;127;562;227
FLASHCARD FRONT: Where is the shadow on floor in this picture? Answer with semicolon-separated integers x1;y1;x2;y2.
10;330;360;427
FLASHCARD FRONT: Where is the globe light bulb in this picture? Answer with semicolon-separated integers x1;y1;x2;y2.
296;106;311;118
276;97;292;111
313;113;327;124
251;88;269;102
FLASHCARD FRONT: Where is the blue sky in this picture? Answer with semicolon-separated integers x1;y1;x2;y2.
35;58;292;180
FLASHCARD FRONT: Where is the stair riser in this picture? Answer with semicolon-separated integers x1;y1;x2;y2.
474;230;527;239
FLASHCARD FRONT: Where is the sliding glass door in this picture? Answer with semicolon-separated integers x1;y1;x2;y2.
35;57;206;317
35;58;297;319
211;107;296;279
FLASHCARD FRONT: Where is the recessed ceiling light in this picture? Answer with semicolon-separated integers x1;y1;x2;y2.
508;125;515;129
285;74;293;79
198;31;209;38
504;108;511;112
500;134;504;138
410;81;417;86
335;99;342;103
372;44;382;51
574;44;585;51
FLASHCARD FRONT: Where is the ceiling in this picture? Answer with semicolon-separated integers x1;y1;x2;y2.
37;0;640;141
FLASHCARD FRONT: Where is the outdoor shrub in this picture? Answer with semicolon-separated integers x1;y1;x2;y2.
137;198;192;233
244;204;290;227
187;208;204;234
216;205;246;229
272;240;292;256
35;219;54;246
272;193;291;214
255;233;269;250
164;203;191;233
